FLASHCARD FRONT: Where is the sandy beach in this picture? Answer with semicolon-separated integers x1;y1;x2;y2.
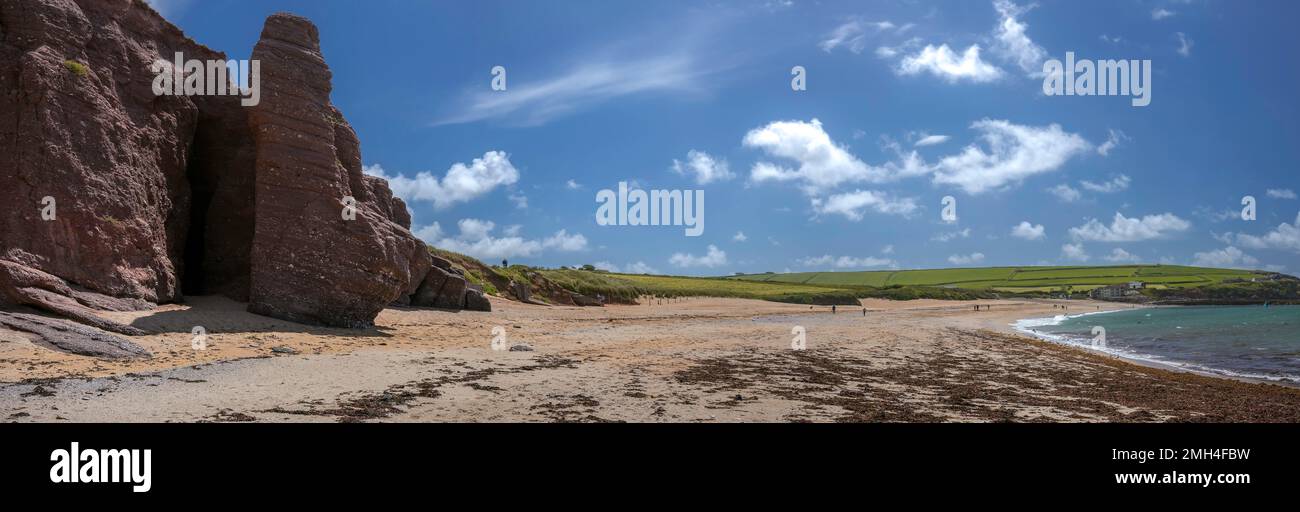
4;296;1300;422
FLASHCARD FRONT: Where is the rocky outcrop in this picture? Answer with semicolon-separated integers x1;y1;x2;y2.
0;1;483;355
0;260;148;336
244;13;430;327
0;0;232;353
0;311;149;359
509;281;533;304
407;256;492;311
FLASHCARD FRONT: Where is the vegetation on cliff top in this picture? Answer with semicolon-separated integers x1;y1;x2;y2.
426;249;1296;306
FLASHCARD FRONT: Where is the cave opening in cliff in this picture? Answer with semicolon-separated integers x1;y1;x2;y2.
176;104;256;301
181;122;215;296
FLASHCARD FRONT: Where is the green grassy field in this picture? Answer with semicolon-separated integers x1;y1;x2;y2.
440;247;1286;305
536;269;1001;305
539;270;862;304
728;265;1270;294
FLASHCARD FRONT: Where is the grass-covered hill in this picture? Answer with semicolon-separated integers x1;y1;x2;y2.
424;248;1297;306
727;265;1274;294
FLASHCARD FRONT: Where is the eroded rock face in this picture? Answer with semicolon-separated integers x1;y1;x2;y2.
245;13;431;327
0;0;230;304
0;2;471;348
0;0;245;354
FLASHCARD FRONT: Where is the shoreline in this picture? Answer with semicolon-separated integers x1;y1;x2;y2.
1005;305;1300;388
6;296;1300;422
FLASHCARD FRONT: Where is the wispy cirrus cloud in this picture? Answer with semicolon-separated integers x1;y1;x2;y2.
821;19;911;54
433;18;731;126
433;55;708;126
1080;174;1131;194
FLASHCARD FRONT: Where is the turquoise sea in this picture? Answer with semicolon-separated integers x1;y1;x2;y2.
1015;305;1300;383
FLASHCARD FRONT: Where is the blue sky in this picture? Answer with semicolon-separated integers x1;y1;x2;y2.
153;0;1300;275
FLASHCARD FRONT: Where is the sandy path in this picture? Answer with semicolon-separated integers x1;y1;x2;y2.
4;296;1300;423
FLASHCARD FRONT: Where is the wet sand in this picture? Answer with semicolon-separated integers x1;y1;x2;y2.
3;296;1300;422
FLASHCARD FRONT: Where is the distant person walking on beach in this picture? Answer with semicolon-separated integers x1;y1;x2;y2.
832;305;837;314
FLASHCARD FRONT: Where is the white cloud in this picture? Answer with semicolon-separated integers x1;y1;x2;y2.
813;190;919;221
669;245;728;268
932;119;1091;195
820;20;869;54
434;50;709;126
417;219;587;261
671;150;734;184
991;0;1048;76
1069;212;1192;242
1080;174;1131;194
1152;8;1176;20
543;230;589;251
820;19;905;54
1060;243;1090;262
508;192;528;209
1232;212;1300;253
1010;221;1045;240
932;228;972;242
623;261;660;274
1096;129;1128;156
1104;247;1141;263
593;261;660;274
947;252;986;265
413;223;443;242
744;119;882;190
1267;189;1297;200
799;255;896;269
881;244;895;254
914;134;951;147
363;151;520;209
896;44;1003;83
874;38;922;59
877;1;1047;83
1048;184;1082;203
733;231;748;242
566;179;582;190
1192;246;1259;269
745;118;1087;197
1176;32;1193;57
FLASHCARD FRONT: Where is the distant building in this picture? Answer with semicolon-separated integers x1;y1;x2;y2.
1091;282;1145;300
